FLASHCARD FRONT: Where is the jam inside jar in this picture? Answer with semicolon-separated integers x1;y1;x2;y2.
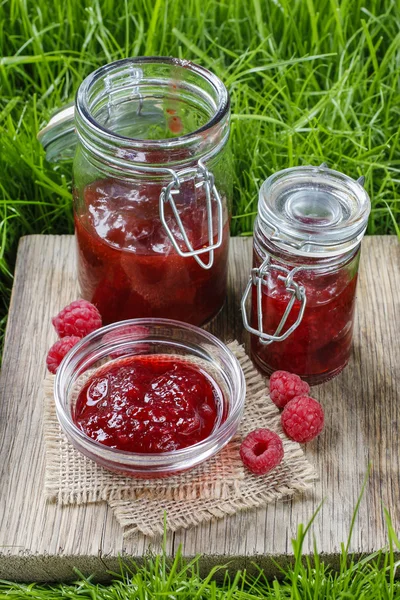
250;241;360;383
242;166;371;385
74;174;230;325
39;57;232;326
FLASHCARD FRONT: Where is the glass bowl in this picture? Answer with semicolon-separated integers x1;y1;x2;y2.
54;318;246;478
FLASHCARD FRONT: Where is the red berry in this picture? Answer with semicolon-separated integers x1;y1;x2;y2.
240;428;284;475
281;396;324;443
269;370;310;409
46;336;81;374
52;300;102;338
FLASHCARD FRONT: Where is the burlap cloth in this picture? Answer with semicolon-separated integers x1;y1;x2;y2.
43;341;317;537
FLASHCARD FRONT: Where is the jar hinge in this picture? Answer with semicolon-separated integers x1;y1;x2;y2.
241;258;307;345
159;159;223;270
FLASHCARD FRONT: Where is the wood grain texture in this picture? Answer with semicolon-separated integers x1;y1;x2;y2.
0;235;398;581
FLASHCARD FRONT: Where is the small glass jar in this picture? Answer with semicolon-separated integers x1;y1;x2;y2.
54;318;245;478
242;165;371;385
38;57;232;326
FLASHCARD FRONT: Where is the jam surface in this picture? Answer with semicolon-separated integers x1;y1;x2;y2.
74;355;221;453
75;178;229;326
251;251;359;384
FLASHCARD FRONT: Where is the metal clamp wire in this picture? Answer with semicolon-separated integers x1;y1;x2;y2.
159;159;223;270
241;258;307;345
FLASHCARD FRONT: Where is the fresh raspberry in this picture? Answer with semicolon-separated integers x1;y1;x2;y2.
269;370;310;409
240;428;284;475
102;325;150;358
281;396;324;443
52;300;102;338
46;336;81;374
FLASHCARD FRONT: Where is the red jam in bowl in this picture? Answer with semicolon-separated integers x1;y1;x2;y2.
73;355;222;453
74;178;229;326
251;255;358;383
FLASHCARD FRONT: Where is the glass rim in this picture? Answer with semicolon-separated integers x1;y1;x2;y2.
75;56;230;150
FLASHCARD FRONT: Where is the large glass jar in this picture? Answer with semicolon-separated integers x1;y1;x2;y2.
242;166;371;385
39;57;232;326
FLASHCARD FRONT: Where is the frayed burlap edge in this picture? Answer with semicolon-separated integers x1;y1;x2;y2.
109;433;316;538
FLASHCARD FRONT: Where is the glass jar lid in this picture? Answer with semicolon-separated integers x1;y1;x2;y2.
258;165;371;256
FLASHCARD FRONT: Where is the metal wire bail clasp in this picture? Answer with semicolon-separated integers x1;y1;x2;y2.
159;159;223;270
241;258;307;345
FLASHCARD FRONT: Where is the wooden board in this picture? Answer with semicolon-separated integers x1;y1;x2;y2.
0;235;399;581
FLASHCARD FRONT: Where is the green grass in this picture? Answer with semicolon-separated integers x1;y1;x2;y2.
1;0;400;347
1;507;399;598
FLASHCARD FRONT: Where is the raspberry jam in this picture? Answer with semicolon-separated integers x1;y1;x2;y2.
241;166;371;385
75;178;229;326
250;249;359;382
73;355;222;453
